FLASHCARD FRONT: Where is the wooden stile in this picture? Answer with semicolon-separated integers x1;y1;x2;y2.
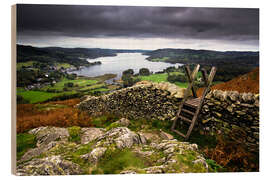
171;64;216;140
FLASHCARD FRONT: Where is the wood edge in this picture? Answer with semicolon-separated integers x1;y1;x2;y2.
11;4;17;175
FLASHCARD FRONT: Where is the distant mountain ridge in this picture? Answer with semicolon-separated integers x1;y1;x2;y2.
17;44;151;67
144;48;259;65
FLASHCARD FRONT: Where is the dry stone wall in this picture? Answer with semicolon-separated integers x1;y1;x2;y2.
77;82;185;121
199;90;259;152
77;83;259;152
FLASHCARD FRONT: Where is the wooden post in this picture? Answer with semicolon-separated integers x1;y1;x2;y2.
184;66;197;98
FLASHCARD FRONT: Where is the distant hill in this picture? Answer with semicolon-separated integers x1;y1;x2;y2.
143;48;259;82
144;48;259;66
197;67;259;96
17;44;151;67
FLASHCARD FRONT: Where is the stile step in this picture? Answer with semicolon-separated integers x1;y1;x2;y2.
179;115;192;123
181;108;195;115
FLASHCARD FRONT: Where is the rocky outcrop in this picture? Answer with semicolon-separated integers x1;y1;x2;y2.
17;125;208;175
80;128;105;144
17;155;82;176
199;90;259;152
77;82;184;121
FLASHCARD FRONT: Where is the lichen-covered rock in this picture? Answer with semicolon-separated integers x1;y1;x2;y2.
81;147;107;163
19;141;59;162
17;155;82;176
81;128;105;144
115;118;131;127
97;127;145;149
120;170;137;174
29;126;69;147
159;130;174;140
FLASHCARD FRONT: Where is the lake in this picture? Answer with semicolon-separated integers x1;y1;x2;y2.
72;53;183;82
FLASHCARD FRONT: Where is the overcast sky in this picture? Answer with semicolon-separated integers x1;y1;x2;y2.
17;4;259;51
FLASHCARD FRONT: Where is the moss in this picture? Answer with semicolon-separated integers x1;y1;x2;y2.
105;122;122;131
17;133;37;160
93;148;146;174
206;159;224;172
68;126;81;143
46;141;95;174
74;142;95;156
175;150;207;173
92;114;120;128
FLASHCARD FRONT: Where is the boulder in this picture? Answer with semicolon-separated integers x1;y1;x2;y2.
81;128;105;144
29;127;69;147
17;155;82;176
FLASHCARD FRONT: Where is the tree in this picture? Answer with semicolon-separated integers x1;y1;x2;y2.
122;74;139;87
139;68;150;76
122;69;134;76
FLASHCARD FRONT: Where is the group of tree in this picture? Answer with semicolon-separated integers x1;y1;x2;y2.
121;68;151;87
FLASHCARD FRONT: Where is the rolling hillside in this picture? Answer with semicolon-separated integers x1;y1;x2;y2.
197;67;259;96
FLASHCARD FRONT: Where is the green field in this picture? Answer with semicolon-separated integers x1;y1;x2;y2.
42;78;98;91
55;63;74;69
138;72;189;88
17;76;118;104
151;57;169;62
17;90;77;104
79;83;106;91
17;61;37;70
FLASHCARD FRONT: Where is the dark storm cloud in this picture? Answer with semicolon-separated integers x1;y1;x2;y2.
17;4;259;41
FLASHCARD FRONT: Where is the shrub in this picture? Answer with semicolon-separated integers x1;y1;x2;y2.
122;74;139;87
167;74;187;83
67;73;77;80
122;69;134;76
139;68;150;76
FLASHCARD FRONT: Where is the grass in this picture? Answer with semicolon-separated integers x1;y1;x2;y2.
42;78;98;91
206;159;224;172
151;57;169;62
138;72;189;88
17;90;77;104
176;150;207;173
17;77;108;104
17;133;37;160
17;61;36;70
35;103;68;111
55;63;73;69
68;126;81;143
79;83;106;91
92;114;120;128
139;73;168;83
92;148;146;174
